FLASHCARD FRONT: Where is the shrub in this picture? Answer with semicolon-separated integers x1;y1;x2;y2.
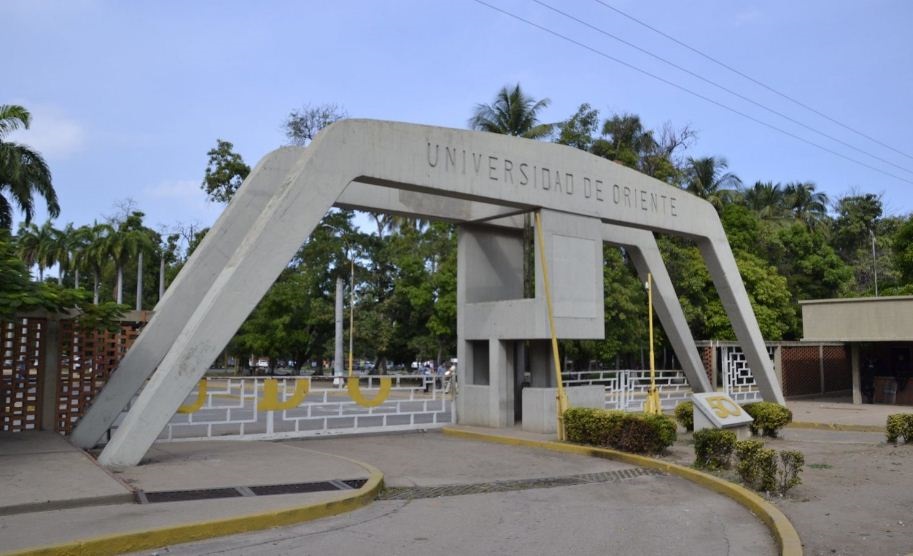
674;401;694;432
735;439;766;486
565;408;624;446
693;429;736;470
564;408;676;454
778;450;805;494
886;414;913;443
735;439;804;495
742;402;792;437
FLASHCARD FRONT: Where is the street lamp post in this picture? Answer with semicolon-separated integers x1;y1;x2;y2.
870;229;879;297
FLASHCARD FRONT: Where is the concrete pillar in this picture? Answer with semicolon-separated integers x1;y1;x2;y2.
819;344;825;395
851;343;862;405
334;277;343;385
774;345;784;395
529;340;555;387
489;339;514;427
40;316;59;432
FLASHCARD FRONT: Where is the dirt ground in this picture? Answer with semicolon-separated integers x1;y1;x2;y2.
660;426;913;556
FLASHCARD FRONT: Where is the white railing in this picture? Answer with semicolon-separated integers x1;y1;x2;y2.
562;369;691;411
111;374;454;443
721;346;771;403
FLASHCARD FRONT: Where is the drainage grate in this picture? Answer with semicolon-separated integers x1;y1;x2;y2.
377;467;663;500
141;487;243;504
137;478;369;504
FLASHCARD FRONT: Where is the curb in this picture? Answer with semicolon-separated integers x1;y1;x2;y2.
5;458;384;556
787;421;884;433
443;426;802;556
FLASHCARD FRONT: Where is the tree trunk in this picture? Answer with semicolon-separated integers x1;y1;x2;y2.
135;251;143;311
159;255;165;302
116;265;123;304
38;265;44;282
74;268;80;289
93;273;99;304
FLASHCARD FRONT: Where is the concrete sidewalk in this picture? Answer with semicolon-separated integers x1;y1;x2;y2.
786;396;902;429
0;436;378;555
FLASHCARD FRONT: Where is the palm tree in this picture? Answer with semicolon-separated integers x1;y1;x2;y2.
592;113;656;168
741;181;788;221
784;182;829;229
0;105;59;229
684;156;742;210
16;220;56;281
69;224;93;290
85;222;113;304
469;84;553;139
48;223;76;285
108;212;154;307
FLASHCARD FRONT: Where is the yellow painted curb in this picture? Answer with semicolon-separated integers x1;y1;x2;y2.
788;421;884;433
5;458;384;556
443;427;802;556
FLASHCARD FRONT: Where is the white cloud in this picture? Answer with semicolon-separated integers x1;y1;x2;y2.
5;103;87;159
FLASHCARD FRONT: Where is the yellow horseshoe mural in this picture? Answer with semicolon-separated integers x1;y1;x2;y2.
347;376;392;407
177;380;207;414
258;378;311;411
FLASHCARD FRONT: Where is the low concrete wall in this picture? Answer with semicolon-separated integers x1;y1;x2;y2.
459;385;493;427
522;385;604;434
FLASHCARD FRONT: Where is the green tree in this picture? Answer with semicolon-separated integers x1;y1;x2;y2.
894;216;913;285
554;103;600;151
0;105;59;229
784;182;828;230
740;181;788;221
0;230;125;327
16;220;56;281
201;140;250;204
683;156;741;210
469;84;553;139
284;103;347;146
772;223;853;301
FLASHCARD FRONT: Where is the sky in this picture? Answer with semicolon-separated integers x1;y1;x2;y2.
5;0;913;234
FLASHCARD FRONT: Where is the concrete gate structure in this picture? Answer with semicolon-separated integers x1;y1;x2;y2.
67;120;785;467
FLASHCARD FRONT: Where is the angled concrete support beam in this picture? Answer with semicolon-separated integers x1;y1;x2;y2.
698;237;785;404
601;223;711;393
70;148;310;449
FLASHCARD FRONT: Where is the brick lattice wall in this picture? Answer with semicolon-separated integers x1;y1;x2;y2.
1;318;46;432
781;345;822;396
55;320;143;434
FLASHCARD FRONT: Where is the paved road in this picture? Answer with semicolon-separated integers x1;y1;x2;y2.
144;432;776;555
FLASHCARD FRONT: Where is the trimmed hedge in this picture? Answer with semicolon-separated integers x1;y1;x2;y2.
887;414;913;444
693;428;736;469
674;401;694;432
742;402;792;437
564;407;676;454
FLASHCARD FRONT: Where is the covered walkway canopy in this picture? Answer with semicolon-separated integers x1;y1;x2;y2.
801;296;913;405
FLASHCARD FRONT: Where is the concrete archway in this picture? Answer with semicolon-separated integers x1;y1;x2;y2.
68;120;783;466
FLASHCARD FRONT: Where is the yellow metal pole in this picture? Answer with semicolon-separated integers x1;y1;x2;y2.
534;212;568;440
348;257;354;379
645;273;661;415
